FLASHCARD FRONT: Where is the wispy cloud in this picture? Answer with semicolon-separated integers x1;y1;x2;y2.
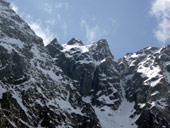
55;2;69;9
11;2;18;13
24;15;56;45
44;3;53;14
63;23;67;37
46;19;56;26
9;3;55;45
81;20;107;44
56;13;61;21
29;22;55;45
150;0;170;45
9;2;70;45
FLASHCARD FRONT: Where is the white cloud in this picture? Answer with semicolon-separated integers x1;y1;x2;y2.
56;13;61;21
46;19;56;26
63;23;67;37
81;20;107;44
44;3;53;14
25;14;32;19
11;2;18;13
55;2;69;9
151;0;170;45
9;3;55;45
29;22;55;45
9;2;65;45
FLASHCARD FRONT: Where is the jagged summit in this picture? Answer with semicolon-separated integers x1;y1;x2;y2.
48;38;62;49
50;38;58;44
95;39;109;46
67;38;84;45
46;38;63;57
89;39;114;61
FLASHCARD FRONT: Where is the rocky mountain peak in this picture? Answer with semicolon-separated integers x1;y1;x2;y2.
67;38;84;46
96;39;108;46
46;38;63;57
0;1;43;46
89;39;114;61
48;38;62;49
50;38;58;44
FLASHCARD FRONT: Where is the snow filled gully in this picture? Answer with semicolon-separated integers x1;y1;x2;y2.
94;80;139;128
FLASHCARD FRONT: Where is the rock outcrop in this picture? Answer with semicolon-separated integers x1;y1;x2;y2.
119;46;170;128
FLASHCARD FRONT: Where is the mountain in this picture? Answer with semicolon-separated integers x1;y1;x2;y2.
119;46;170;128
0;0;170;128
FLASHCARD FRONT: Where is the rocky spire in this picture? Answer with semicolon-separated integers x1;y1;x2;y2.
46;38;63;57
89;39;114;61
67;38;84;45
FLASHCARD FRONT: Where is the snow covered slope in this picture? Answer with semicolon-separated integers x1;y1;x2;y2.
119;46;170;128
93;80;139;128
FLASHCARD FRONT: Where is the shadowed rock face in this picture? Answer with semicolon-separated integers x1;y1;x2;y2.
0;1;101;127
67;38;84;46
46;38;122;109
119;46;170;128
0;0;170;128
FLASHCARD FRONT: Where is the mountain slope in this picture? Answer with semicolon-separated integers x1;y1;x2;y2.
46;38;128;128
0;1;100;127
119;46;170;128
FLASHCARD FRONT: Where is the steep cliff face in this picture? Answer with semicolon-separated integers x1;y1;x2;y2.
46;38;126;128
0;0;170;128
119;46;170;128
0;1;124;128
46;38;121;108
0;1;101;127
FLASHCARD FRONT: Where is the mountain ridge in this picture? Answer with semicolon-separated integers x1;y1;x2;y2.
0;0;170;128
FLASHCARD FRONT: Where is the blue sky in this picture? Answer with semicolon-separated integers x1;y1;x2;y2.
6;0;170;59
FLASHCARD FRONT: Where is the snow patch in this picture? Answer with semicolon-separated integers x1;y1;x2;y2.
150;98;168;110
62;43;89;53
48;98;83;116
151;91;159;96
138;103;145;108
94;80;139;128
82;96;91;104
94;100;138;128
12;92;31;118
